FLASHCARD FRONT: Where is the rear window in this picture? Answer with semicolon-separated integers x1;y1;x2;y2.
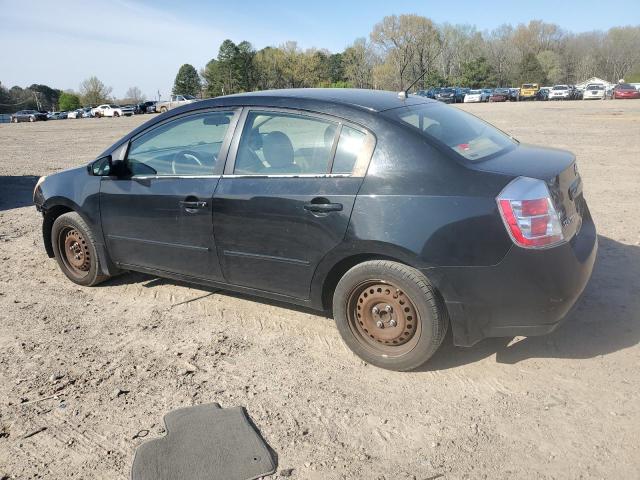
384;103;516;162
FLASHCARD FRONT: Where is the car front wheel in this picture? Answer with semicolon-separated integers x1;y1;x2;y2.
333;260;447;371
51;212;109;286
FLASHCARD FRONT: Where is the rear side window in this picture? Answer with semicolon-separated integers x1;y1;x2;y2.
234;111;339;175
127;111;234;176
332;126;366;174
384;103;516;162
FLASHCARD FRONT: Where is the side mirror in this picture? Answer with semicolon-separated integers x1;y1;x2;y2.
89;155;112;176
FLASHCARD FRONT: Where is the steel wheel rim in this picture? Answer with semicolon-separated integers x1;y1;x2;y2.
58;226;91;279
347;280;421;358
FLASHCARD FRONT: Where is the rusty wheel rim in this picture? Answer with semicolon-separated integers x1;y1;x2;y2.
347;281;421;357
59;226;91;278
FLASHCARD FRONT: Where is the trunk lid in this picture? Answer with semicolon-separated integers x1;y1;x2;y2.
470;144;585;240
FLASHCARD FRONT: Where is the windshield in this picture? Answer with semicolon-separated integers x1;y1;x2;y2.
440;88;455;94
587;85;604;90
522;84;537;89
469;90;481;94
109;104;120;108
183;95;196;100
384;103;516;162
553;85;568;90
617;84;634;90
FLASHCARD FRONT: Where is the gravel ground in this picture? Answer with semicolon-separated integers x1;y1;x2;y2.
1;100;639;479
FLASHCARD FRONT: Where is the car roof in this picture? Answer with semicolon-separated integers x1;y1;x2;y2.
208;88;435;113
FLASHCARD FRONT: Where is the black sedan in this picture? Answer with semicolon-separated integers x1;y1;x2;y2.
11;110;48;122
33;89;597;371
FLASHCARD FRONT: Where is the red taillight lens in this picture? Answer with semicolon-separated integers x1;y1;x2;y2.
497;177;565;249
521;198;548;216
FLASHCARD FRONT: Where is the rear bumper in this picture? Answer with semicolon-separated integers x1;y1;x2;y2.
427;207;597;347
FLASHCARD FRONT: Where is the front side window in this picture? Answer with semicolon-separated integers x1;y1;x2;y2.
234;111;340;175
127;111;234;176
384;103;516;162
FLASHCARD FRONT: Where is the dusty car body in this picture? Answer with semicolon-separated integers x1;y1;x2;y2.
34;89;597;371
156;94;197;113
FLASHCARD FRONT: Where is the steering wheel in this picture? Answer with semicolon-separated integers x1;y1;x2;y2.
171;150;207;175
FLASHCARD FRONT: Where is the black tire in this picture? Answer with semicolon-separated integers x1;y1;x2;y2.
114;112;120;117
160;106;168;113
51;212;109;286
333;260;447;371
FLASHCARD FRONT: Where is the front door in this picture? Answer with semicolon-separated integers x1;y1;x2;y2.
100;109;238;280
212;109;375;299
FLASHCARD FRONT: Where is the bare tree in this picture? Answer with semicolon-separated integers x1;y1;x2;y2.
79;76;113;105
125;86;145;103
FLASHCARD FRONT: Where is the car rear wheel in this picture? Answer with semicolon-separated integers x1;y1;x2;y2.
51;212;109;287
114;112;120;117
333;260;447;371
29;116;35;122
160;107;167;113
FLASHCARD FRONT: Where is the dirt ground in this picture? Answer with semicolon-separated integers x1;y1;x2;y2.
1;100;639;480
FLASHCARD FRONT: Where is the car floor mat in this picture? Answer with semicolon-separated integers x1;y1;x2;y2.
131;403;276;480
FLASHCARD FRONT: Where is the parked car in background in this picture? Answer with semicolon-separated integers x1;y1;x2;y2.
136;101;157;114
583;84;606;100
453;87;470;103
47;111;61;120
520;83;539;100
58;111;69;119
67;109;84;119
92;104;130;117
489;88;510;102
570;86;583;100
121;105;136;116
549;85;571;100
612;83;640;99
481;89;493;101
81;107;93;118
508;88;520;101
463;89;485;103
33;88;596;371
155;94;197;113
536;87;551;101
434;88;456;103
11;110;48;123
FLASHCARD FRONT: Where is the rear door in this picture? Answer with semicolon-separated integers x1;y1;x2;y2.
212;108;375;299
100;109;239;280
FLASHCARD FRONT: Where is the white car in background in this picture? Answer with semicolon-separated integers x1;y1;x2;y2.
92;104;131;118
583;84;606;100
463;89;484;103
549;85;571;100
67;109;83;119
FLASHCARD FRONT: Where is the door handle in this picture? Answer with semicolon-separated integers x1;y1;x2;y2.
180;200;208;211
304;201;343;213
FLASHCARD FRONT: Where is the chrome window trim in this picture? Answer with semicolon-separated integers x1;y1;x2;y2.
224;106;376;177
127;175;223;180
220;173;352;179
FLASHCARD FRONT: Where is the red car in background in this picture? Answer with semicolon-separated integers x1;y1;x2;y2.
489;88;510;102
612;84;640;99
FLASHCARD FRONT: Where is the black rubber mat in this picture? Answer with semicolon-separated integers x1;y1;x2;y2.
131;403;276;480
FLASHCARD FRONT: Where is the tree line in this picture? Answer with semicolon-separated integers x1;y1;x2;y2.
0;76;146;114
173;17;640;96
2;15;639;113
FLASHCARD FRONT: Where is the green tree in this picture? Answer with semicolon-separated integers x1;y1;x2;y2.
459;57;495;88
172;64;202;96
518;52;547;85
59;92;81;110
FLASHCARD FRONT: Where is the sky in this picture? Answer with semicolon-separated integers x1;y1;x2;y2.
1;0;638;100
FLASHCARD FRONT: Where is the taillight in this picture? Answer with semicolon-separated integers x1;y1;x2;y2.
497;177;564;249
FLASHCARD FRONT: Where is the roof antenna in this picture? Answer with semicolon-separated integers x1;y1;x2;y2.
398;69;430;99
